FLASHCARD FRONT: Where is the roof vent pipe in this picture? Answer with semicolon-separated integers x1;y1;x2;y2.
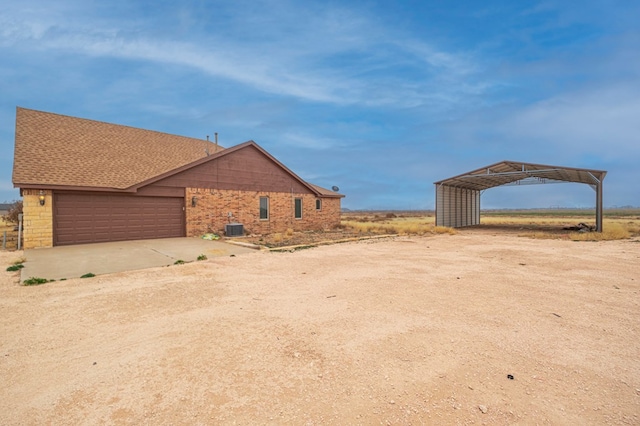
214;132;218;149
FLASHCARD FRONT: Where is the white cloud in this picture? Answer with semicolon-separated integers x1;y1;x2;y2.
0;1;491;110
498;86;640;159
2;1;638;208
277;132;346;150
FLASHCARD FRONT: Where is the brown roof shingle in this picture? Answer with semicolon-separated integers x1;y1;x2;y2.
309;183;343;198
13;107;224;190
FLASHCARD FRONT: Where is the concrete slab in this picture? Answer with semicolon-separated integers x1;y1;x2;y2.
21;237;258;281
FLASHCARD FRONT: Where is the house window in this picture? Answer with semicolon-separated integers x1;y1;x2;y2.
260;197;269;220
315;199;322;210
294;198;302;219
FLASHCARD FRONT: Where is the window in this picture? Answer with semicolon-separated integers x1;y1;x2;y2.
315;199;322;210
259;197;269;220
294;198;302;219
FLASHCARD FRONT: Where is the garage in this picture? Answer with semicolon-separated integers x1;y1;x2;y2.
53;193;185;246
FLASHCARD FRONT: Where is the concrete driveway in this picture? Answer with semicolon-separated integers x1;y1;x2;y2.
21;237;259;281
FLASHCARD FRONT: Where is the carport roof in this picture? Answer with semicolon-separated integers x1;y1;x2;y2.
434;160;607;191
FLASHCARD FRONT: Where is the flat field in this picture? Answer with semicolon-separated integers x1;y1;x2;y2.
1;226;639;424
339;209;640;241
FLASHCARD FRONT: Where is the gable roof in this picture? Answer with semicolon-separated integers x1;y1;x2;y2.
434;160;607;191
13;107;223;190
132;140;344;198
12;108;344;198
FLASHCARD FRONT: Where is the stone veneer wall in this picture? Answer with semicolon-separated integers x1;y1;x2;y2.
186;188;341;237
22;189;53;249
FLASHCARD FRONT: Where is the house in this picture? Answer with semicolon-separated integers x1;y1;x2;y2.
12;107;344;249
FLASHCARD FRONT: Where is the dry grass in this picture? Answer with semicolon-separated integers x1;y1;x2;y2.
341;210;640;241
1;216;12;229
517;221;635;241
568;222;630;241
514;217;639;241
1;217;19;251
481;216;573;226
341;212;456;236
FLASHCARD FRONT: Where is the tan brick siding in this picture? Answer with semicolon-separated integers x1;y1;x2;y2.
186;188;341;237
22;189;53;249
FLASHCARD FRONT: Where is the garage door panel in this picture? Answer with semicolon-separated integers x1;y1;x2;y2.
54;193;185;246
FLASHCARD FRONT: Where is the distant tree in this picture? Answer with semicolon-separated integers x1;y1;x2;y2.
4;200;23;224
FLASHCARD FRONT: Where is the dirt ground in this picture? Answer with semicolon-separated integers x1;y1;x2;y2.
1;230;639;425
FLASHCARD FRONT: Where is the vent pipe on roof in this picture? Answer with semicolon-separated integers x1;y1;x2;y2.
214;132;218;150
204;135;211;156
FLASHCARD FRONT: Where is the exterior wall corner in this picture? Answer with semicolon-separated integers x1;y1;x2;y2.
22;189;53;249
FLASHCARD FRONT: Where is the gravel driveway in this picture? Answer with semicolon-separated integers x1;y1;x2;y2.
1;232;639;424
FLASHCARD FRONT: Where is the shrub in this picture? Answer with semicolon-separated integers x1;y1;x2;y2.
80;273;96;278
174;260;185;265
197;254;207;261
6;264;24;272
6;259;25;272
4;200;23;224
23;277;49;286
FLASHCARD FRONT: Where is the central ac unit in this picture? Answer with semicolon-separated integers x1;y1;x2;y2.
225;223;244;237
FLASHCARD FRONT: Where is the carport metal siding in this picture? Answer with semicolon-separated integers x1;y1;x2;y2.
434;161;607;231
436;185;480;228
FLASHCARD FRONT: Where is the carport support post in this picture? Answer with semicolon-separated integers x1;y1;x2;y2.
596;180;603;232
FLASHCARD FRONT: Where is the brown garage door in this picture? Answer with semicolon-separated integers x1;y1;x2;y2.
54;193;185;246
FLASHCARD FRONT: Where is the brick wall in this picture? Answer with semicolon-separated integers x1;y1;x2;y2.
22;189;53;249
186;188;341;237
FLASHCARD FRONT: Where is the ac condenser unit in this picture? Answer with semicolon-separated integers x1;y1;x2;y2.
225;223;244;237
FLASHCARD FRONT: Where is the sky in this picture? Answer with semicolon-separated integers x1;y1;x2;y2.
1;0;639;210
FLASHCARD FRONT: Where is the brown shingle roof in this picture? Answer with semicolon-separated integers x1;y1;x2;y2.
13;107;224;190
309;183;344;198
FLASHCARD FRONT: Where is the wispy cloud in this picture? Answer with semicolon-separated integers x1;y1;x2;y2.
504;87;640;157
1;1;490;110
1;1;639;208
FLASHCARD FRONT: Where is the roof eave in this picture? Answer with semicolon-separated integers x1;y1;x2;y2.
434;160;608;188
15;183;137;192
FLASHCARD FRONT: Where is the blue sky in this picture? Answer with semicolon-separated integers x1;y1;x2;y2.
1;0;638;209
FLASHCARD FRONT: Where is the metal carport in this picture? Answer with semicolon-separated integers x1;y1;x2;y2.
434;161;607;232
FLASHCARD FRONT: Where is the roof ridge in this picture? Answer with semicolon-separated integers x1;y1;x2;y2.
16;106;215;145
